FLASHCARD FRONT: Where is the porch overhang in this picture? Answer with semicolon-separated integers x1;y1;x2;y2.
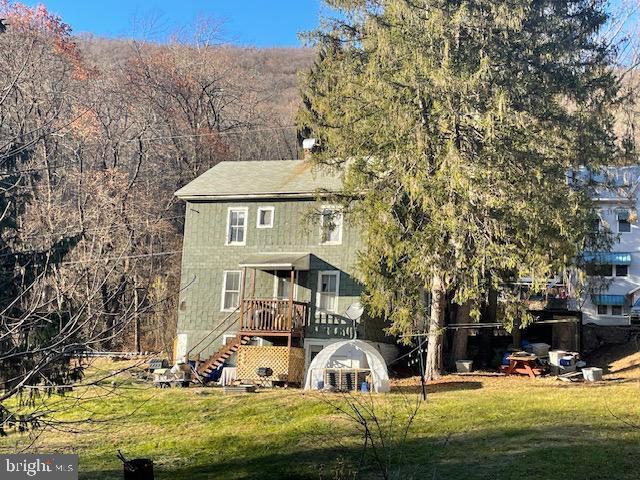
582;252;632;265
591;294;627;306
239;253;311;271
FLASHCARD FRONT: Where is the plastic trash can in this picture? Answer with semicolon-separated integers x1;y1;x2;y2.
456;360;473;373
582;367;603;382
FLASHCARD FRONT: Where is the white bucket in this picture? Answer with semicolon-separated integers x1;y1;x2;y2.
456;360;473;373
582;367;603;382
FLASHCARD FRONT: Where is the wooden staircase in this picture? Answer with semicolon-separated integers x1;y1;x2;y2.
196;334;251;378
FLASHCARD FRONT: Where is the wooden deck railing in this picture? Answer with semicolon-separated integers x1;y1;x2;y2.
240;299;309;333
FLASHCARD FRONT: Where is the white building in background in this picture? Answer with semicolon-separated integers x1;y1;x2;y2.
579;167;640;326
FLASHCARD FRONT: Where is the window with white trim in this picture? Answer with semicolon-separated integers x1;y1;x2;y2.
320;207;343;245
221;271;242;311
226;208;247;245
615;264;629;277
257;206;275;228
586;263;613;276
618;210;631;233
317;271;340;312
597;304;608;315
611;305;623;316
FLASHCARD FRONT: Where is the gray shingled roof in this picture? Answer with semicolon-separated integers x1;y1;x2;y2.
174;160;342;199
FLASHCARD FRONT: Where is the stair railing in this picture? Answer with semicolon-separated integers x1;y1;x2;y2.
186;306;241;361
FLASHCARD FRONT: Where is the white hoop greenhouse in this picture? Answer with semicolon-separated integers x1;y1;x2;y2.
304;339;390;393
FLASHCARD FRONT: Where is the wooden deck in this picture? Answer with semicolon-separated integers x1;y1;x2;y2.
239;298;308;337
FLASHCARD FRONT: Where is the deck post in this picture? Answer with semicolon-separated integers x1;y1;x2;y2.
249;268;256;329
288;268;295;330
239;267;247;330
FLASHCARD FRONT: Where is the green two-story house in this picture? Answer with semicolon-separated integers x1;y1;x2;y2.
174;159;394;383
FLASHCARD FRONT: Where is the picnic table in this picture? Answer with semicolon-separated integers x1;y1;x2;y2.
502;354;543;378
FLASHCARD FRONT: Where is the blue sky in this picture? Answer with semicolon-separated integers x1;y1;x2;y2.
19;1;633;48
21;0;325;47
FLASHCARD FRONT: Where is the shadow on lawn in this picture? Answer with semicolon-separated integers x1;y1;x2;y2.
83;424;640;480
393;381;482;395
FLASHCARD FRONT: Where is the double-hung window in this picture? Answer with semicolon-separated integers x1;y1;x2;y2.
586;263;613;277
221;271;242;311
257;206;275;228
616;264;629;277
618;210;631;233
317;271;340;313
226;207;248;245
320;207;343;245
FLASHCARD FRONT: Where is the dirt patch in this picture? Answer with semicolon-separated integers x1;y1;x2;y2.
585;340;640;377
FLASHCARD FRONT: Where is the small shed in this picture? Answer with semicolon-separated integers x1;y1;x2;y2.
304;339;391;393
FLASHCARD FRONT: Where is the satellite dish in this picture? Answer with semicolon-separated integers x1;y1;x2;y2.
344;302;364;321
344;302;364;340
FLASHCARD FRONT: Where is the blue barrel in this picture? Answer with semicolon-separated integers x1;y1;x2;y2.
360;382;369;393
316;379;324;390
502;352;510;366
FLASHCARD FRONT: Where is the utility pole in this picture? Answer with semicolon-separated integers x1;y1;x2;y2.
417;333;427;401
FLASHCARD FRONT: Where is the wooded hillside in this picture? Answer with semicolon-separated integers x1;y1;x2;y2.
0;1;314;379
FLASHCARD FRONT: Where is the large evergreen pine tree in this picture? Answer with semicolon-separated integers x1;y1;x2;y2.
0;3;84;430
299;0;620;379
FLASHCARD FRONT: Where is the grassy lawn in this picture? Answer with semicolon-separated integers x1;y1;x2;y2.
2;358;640;479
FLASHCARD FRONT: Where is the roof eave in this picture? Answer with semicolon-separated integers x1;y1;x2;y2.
174;191;337;201
592;196;633;203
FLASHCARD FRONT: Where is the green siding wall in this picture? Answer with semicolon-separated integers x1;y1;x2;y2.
176;198;368;359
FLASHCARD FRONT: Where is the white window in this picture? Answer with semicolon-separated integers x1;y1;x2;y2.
256;206;275;228
317;271;340;312
320;207;343;245
226;207;248;245
616;265;629;277
597;304;608;315
618;210;631;233
221;271;242;311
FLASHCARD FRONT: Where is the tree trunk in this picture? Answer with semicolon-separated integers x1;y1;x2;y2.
425;274;446;381
486;288;498;323
133;278;141;353
511;317;522;351
451;301;471;363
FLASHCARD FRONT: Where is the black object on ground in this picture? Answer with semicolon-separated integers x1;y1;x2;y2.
256;367;273;377
117;450;154;480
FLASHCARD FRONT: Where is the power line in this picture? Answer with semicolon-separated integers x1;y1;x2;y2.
0;124;299;177
114;125;297;143
59;250;181;266
17;214;185;242
0;213;186;259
